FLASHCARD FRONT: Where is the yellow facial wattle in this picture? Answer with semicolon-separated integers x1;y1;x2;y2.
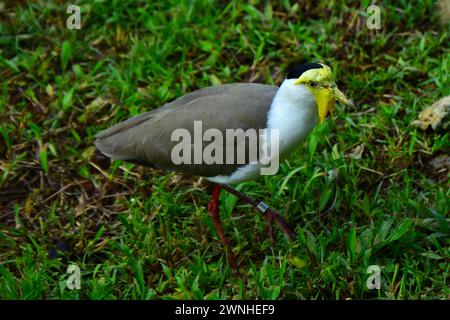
309;87;335;123
293;63;354;123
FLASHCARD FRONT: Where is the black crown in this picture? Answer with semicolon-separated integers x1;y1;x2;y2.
286;63;323;79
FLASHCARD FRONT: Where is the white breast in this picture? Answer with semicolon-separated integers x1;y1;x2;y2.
207;81;318;184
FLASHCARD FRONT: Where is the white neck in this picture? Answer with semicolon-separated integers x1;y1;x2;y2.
267;79;318;157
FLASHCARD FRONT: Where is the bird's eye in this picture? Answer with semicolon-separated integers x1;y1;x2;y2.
308;81;318;87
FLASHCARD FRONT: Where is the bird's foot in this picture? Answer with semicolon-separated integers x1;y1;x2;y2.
262;206;296;242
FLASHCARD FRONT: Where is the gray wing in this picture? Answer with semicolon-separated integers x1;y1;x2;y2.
95;83;278;177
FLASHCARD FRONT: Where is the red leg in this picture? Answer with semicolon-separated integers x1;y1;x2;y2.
264;207;296;241
207;184;239;275
266;212;275;247
221;184;296;241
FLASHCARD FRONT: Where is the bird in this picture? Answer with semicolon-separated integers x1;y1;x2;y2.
94;62;354;273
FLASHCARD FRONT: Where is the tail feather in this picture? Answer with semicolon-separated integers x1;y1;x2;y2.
94;111;156;160
94;136;134;160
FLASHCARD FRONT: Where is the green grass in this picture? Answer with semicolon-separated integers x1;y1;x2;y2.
0;0;449;299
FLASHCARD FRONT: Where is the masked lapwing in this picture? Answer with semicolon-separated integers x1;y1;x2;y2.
95;62;354;272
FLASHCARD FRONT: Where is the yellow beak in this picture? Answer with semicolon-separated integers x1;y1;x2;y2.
314;86;354;123
334;87;355;108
